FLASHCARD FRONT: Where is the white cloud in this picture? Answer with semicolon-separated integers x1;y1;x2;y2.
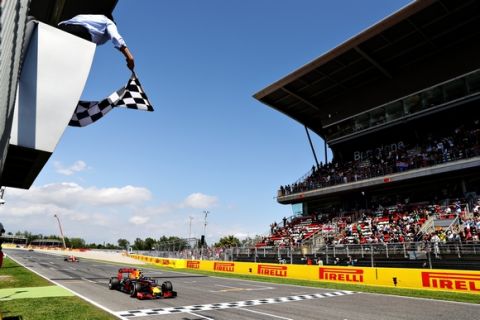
182;193;218;209
54;160;88;176
0;184;239;244
6;182;151;208
129;216;150;225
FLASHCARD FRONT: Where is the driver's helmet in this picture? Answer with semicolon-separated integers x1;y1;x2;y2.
132;269;143;279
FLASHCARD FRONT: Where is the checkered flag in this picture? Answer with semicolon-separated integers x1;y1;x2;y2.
69;72;154;127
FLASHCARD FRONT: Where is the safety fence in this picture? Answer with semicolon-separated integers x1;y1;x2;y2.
132;241;480;266
129;254;480;295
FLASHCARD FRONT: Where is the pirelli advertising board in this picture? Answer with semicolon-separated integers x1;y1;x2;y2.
128;254;186;269
132;255;480;294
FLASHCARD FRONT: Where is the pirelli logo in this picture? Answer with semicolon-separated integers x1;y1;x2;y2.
214;262;235;272
257;265;287;277
187;261;200;269
422;272;480;292
319;268;364;283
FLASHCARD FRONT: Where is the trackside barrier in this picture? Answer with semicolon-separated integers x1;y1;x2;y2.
129;254;480;295
129;254;186;269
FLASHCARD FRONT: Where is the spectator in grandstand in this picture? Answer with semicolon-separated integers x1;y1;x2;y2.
279;124;480;196
346;255;357;266
473;200;480;216
430;232;441;257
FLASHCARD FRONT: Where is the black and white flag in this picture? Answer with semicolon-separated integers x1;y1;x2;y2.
69;73;154;127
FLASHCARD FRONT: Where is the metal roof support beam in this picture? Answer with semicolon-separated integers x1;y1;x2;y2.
281;87;322;112
304;126;320;168
407;18;436;49
313;69;348;90
437;0;450;13
354;46;393;79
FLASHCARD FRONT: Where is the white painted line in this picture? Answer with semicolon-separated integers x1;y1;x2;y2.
209;285;274;293
238;307;293;320
249;283;274;288
215;284;238;289
358;291;480;306
187;312;214;320
82;277;97;284
247;286;274;291
7;254;128;320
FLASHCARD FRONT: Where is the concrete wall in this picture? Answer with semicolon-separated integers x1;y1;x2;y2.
0;0;30;181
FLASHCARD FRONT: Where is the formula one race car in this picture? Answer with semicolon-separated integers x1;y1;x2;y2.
108;268;177;299
64;255;79;262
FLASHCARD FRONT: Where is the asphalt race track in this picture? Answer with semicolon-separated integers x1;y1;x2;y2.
5;249;479;320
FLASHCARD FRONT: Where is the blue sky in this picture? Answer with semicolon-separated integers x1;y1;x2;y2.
2;0;411;245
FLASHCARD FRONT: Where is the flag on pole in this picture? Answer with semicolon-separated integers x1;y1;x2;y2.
69;73;154;127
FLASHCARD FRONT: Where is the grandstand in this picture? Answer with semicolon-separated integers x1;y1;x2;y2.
29;238;63;248
0;235;27;247
252;0;480;269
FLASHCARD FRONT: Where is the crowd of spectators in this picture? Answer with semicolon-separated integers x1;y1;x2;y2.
257;199;480;249
279;122;480;196
327;202;466;246
257;214;325;248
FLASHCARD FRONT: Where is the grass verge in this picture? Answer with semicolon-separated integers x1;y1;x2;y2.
0;257;117;320
1;297;115;320
144;263;480;304
0;258;51;289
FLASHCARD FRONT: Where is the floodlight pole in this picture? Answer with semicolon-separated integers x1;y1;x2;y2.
188;216;193;245
203;210;209;241
54;214;67;249
201;210;209;260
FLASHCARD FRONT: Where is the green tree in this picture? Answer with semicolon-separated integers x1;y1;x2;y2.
117;238;130;249
214;235;241;248
157;236;188;251
241;235;263;247
133;238;145;250
69;237;85;249
105;243;116;249
144;237;156;251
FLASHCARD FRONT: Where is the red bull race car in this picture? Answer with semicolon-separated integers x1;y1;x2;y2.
108;268;177;299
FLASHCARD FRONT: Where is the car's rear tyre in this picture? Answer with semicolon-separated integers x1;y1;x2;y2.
109;277;120;290
162;281;173;292
130;282;141;297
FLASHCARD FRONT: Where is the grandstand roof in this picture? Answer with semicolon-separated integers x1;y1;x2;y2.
30;239;63;244
254;0;480;140
29;0;118;25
